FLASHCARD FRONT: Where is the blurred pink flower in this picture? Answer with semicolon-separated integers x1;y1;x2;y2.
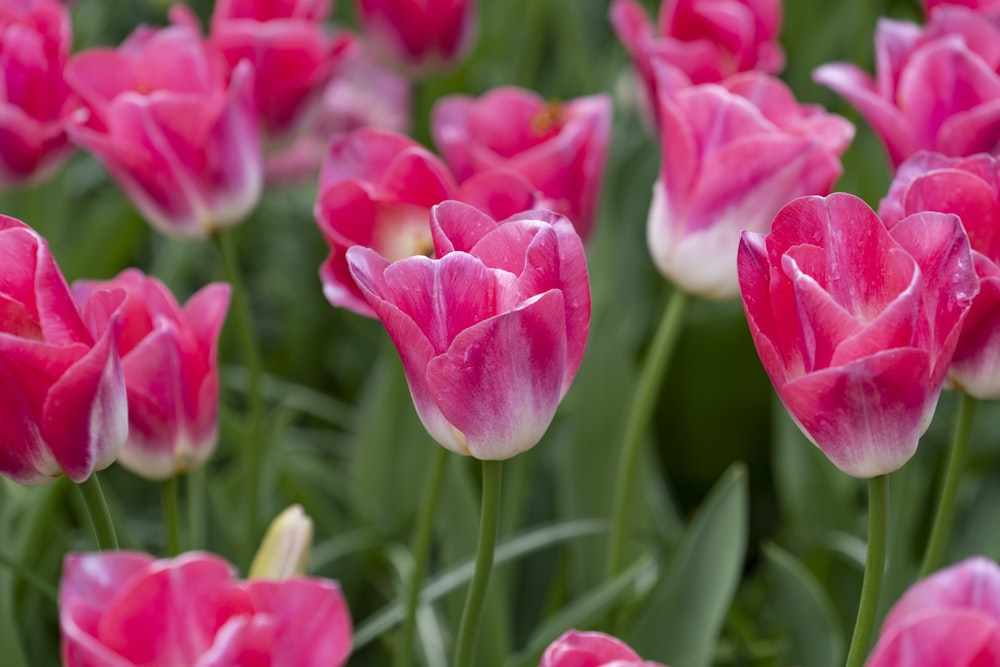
73;270;230;480
60;551;352;667
0;0;77;187
0;216;127;485
347;201;590;459
314;127;537;316
432;86;612;239
541;630;667;666
738;193;978;477
649;71;853;299
869;557;1000;666
65;22;262;238
356;0;476;72
924;0;1000;16
814;7;1000;169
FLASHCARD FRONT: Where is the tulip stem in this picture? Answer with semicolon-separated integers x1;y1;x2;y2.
396;446;450;667
845;474;888;667
454;460;502;667
162;476;182;557
920;393;977;577
212;228;264;565
606;288;688;582
77;473;119;550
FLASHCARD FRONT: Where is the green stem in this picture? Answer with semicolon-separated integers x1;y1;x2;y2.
920;393;976;577
454;460;503;667
396;447;450;667
845;475;888;667
188;465;207;551
606;288;689;580
162;476;182;557
77;473;119;550
212;228;263;564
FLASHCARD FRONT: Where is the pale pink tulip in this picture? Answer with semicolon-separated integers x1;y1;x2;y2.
72;270;230;480
355;0;476;72
924;0;1000;17
541;630;667;666
738;193;978;477
347;201;590;459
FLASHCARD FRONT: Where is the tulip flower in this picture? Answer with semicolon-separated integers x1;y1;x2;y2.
249;505;314;580
347;201;590;459
64;21;262;238
432;87;612;240
72;269;230;480
315;127;537;317
649;70;854;299
868;557;1000;666
924;0;1000;16
0;216;127;485
355;0;476;72
737;193;978;477
60;551;352;667
879;151;1000;399
541;630;667;666
609;0;784;128
814;7;1000;169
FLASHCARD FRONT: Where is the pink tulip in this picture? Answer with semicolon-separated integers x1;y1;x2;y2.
432;87;612;240
60;551;352;667
64;21;262;238
814;7;1000;169
0;216;127;485
355;0;476;72
347;201;590;459
314;127;537;317
738;193;978;477
649;70;853;299
0;0;76;187
868;557;1000;666
924;0;1000;17
72;270;230;480
609;0;784;128
541;630;667;666
880;151;1000;399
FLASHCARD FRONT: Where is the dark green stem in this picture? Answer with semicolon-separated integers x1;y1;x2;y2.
396;447;450;667
606;288;688;579
845;475;888;667
77;473;119;550
162;476;182;557
454;460;503;667
920;393;976;577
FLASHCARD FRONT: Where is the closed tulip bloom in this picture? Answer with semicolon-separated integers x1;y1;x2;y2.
60;551;352;667
0;216;127;485
869;557;1000;666
356;0;476;72
72;270;230;480
738;193;979;477
432;87;612;240
541;630;667;666
347;201;590;459
0;0;76;187
649;71;853;299
815;7;1000;169
315;127;537;316
64;22;262;238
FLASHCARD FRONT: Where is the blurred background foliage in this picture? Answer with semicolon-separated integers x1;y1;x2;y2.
4;0;999;666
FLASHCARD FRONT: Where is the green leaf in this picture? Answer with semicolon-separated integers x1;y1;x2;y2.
625;463;749;667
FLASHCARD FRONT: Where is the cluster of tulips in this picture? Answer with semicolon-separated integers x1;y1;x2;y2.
4;0;1000;664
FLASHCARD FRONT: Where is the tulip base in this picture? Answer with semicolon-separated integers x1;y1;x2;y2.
845;474;888;667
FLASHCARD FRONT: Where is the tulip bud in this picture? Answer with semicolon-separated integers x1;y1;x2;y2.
249;505;314;580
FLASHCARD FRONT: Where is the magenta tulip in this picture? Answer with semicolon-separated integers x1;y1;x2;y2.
0;0;76;187
355;0;476;72
541;630;667;666
432;87;612;239
649;71;853;299
60;551;352;667
72;270;230;480
924;0;1000;16
347;201;590;459
0;216;127;485
869;557;1000;666
315;127;537;317
65;21;262;238
814;7;1000;169
738;193;978;477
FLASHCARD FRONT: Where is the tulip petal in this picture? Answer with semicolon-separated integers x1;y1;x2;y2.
541;629;646;667
869;610;1000;667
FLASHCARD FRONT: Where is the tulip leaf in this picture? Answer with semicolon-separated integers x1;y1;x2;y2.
764;543;845;667
624;463;749;667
